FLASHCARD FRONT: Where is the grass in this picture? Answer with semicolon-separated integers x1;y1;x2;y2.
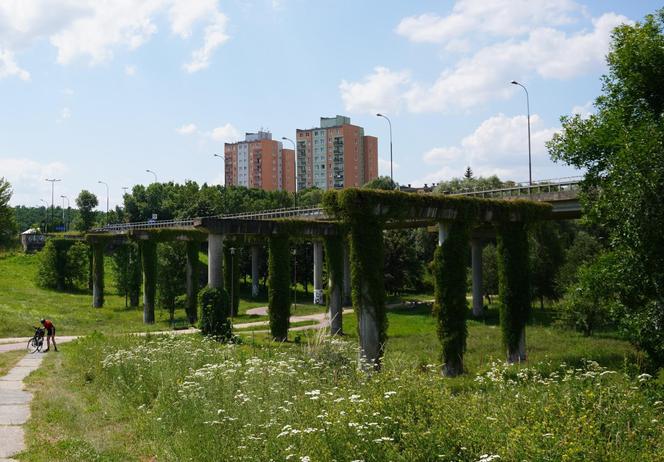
0;349;25;376
20;328;663;462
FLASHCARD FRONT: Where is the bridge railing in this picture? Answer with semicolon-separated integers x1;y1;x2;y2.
447;176;582;198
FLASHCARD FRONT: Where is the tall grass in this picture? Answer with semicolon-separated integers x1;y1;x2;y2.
22;334;664;461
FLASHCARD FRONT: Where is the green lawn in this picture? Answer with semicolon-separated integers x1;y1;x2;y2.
0;349;25;376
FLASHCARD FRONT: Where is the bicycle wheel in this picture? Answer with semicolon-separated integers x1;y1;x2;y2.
27;337;40;353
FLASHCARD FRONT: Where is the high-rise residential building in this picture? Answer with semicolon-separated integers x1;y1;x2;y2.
224;131;295;192
296;115;378;191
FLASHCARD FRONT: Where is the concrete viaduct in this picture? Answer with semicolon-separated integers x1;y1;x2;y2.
86;178;581;366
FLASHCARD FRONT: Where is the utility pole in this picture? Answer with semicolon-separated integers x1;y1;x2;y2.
45;179;61;232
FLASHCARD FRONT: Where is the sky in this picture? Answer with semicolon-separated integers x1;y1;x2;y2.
0;0;659;209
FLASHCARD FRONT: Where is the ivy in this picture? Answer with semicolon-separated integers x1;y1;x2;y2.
268;235;291;341
433;222;470;377
224;244;240;317
91;241;105;308
198;286;232;340
324;235;344;335
185;241;200;324
497;221;531;363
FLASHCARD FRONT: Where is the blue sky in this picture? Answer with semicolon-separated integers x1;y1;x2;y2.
0;0;659;208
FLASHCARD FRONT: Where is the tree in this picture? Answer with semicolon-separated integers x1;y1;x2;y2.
74;190;99;232
529;222;565;309
482;244;498;304
111;242;142;307
363;176;397;190
0;178;18;248
157;242;187;324
547;9;664;365
383;229;423;295
434;175;508;194
463;166;473;180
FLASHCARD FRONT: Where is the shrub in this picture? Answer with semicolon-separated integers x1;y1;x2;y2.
198;287;231;340
36;239;88;291
268;235;291;341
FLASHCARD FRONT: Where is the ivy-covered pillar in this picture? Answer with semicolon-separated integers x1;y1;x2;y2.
251;245;260;298
349;220;386;370
433;222;470;377
185;240;200;324
497;221;531;363
342;240;351;306
313;240;324;305
140;239;157;324
207;233;225;289
91;240;104;308
268;235;291;341
324;235;344;335
471;239;484;317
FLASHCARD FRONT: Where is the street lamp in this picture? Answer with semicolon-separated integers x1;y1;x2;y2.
281;137;297;207
98;180;109;223
39;199;48;232
213;154;225;187
146;169;158;183
376;113;393;185
511;81;532;186
60;195;69;231
45;178;61;232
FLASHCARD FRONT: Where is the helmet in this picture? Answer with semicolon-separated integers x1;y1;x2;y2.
40;318;45;324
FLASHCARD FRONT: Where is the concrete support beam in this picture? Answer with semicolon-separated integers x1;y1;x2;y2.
313;240;324;305
471;239;483;317
251;245;260;298
140;240;157;324
91;242;104;308
185;241;200;324
342;241;351;306
208;233;225;290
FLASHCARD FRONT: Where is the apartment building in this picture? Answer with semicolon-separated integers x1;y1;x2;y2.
224;131;295;192
295;115;378;191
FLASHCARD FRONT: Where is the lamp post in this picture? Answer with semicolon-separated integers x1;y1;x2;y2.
60;195;69;231
39;199;47;232
376;113;393;185
213;154;225;187
45;178;61;232
98;180;109;223
281;137;297;207
511;81;532;186
146;169;157;183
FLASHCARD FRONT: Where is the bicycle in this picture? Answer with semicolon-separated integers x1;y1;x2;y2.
27;326;45;353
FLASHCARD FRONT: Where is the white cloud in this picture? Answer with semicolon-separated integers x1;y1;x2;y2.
0;157;69;206
402;12;629;113
339;67;410;115
0;48;30;80
0;0;230;77
571;101;594;118
124;64;136;76
176;123;198;135
378;158;399;176
62;87;75;95
57;107;72;122
418;113;565;184
396;0;582;45
209;123;240;142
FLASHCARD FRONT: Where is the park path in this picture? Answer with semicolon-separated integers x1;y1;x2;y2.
0;352;44;461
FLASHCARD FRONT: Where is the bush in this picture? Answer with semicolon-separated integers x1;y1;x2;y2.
36;239;88;291
198;287;231;340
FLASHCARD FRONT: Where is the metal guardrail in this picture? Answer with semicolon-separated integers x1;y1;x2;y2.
447;176;582;198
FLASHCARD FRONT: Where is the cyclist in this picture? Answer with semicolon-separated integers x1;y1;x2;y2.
40;318;58;352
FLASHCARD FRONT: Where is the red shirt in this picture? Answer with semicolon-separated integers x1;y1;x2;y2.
43;320;54;330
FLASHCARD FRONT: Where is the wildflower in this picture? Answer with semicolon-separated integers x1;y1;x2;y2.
300;457;311;462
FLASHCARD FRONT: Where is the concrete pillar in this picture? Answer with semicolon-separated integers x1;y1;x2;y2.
207;233;225;290
313;240;324;305
185;241;199;324
91;241;104;308
471;239;483;317
251;245;260;298
342;242;351;306
140;240;157;324
438;222;448;246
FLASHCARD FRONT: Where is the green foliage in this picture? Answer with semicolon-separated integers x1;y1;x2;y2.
224;246;240;316
363;176;397;190
74;190;99;232
268;235;291;341
157;242;187;323
111;242;142;306
140;240;157;324
482;244;498;303
497;222;531;361
556;230;602;292
383;229;423;295
36;239;88;291
547;9;664;365
433;222;470;376
529;222;565;308
198;287;231;339
558;252;620;336
0;177;18;248
185;241;200;323
434;174;510;194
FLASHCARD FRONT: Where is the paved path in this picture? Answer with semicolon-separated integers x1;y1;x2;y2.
0;352;44;461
